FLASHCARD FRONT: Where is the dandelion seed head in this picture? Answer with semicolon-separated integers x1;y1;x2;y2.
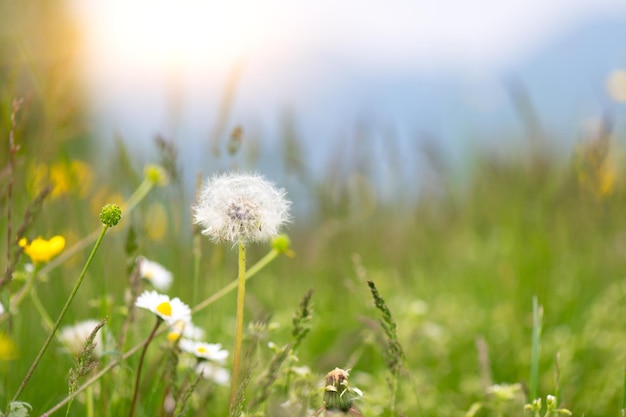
193;172;291;243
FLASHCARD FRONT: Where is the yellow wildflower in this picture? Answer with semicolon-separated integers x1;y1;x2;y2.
0;332;18;361
28;160;93;199
19;236;66;264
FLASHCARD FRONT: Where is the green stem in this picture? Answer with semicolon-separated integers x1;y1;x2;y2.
41;248;280;416
128;318;161;417
529;296;543;402
621;364;626;417
192;234;201;306
229;241;247;410
86;385;94;417
123;178;155;214
12;225;110;402
30;283;54;332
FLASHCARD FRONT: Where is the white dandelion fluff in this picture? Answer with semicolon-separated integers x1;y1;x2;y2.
193;172;291;243
138;256;173;291
136;290;191;325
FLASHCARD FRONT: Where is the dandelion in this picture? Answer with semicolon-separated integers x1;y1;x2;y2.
167;320;206;342
193;172;291;243
195;361;230;386
18;235;65;264
138;257;173;291
192;172;292;409
179;339;229;364
58;320;104;357
135;290;191;325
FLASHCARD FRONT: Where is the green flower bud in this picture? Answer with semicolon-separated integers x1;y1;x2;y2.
100;204;122;227
144;164;169;187
271;234;293;255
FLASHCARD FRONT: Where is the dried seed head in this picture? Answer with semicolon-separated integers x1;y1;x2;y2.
193;172;291;244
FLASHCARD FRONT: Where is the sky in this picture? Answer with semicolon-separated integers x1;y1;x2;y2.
68;1;626;179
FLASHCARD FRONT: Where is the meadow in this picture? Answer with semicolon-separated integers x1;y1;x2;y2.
2;3;626;417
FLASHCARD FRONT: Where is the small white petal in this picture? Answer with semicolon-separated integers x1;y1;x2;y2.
138;257;173;291
136;290;191;324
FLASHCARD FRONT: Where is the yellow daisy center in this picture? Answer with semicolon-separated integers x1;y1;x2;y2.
167;332;180;342
197;346;207;354
156;301;172;317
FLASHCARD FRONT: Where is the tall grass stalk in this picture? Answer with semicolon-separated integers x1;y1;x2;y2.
11;223;111;403
529;296;543;402
367;280;405;417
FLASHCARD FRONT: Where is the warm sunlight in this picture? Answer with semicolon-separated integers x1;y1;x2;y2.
71;0;287;83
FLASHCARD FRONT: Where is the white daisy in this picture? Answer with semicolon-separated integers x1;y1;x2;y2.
167;320;206;342
193;172;291;243
58;319;104;357
195;361;230;386
138;256;173;291
0;301;4;316
135;290;191;325
179;338;228;364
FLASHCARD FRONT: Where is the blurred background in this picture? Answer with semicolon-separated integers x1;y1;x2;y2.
2;1;626;415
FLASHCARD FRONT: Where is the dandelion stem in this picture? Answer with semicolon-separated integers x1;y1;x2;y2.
12;224;110;402
621;364;626;417
229;241;247;411
128;318;161;417
529;296;543;402
192;248;279;314
41;248;280;417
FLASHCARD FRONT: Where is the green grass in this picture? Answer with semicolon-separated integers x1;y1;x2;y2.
1;124;625;416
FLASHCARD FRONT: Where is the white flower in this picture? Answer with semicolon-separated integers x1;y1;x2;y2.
135;290;191;324
193;172;291;243
179;338;229;364
0;302;4;316
167;320;206;342
58;319;104;357
195;361;230;386
138;256;173;291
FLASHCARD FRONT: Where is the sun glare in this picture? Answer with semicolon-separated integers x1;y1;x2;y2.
72;0;279;79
